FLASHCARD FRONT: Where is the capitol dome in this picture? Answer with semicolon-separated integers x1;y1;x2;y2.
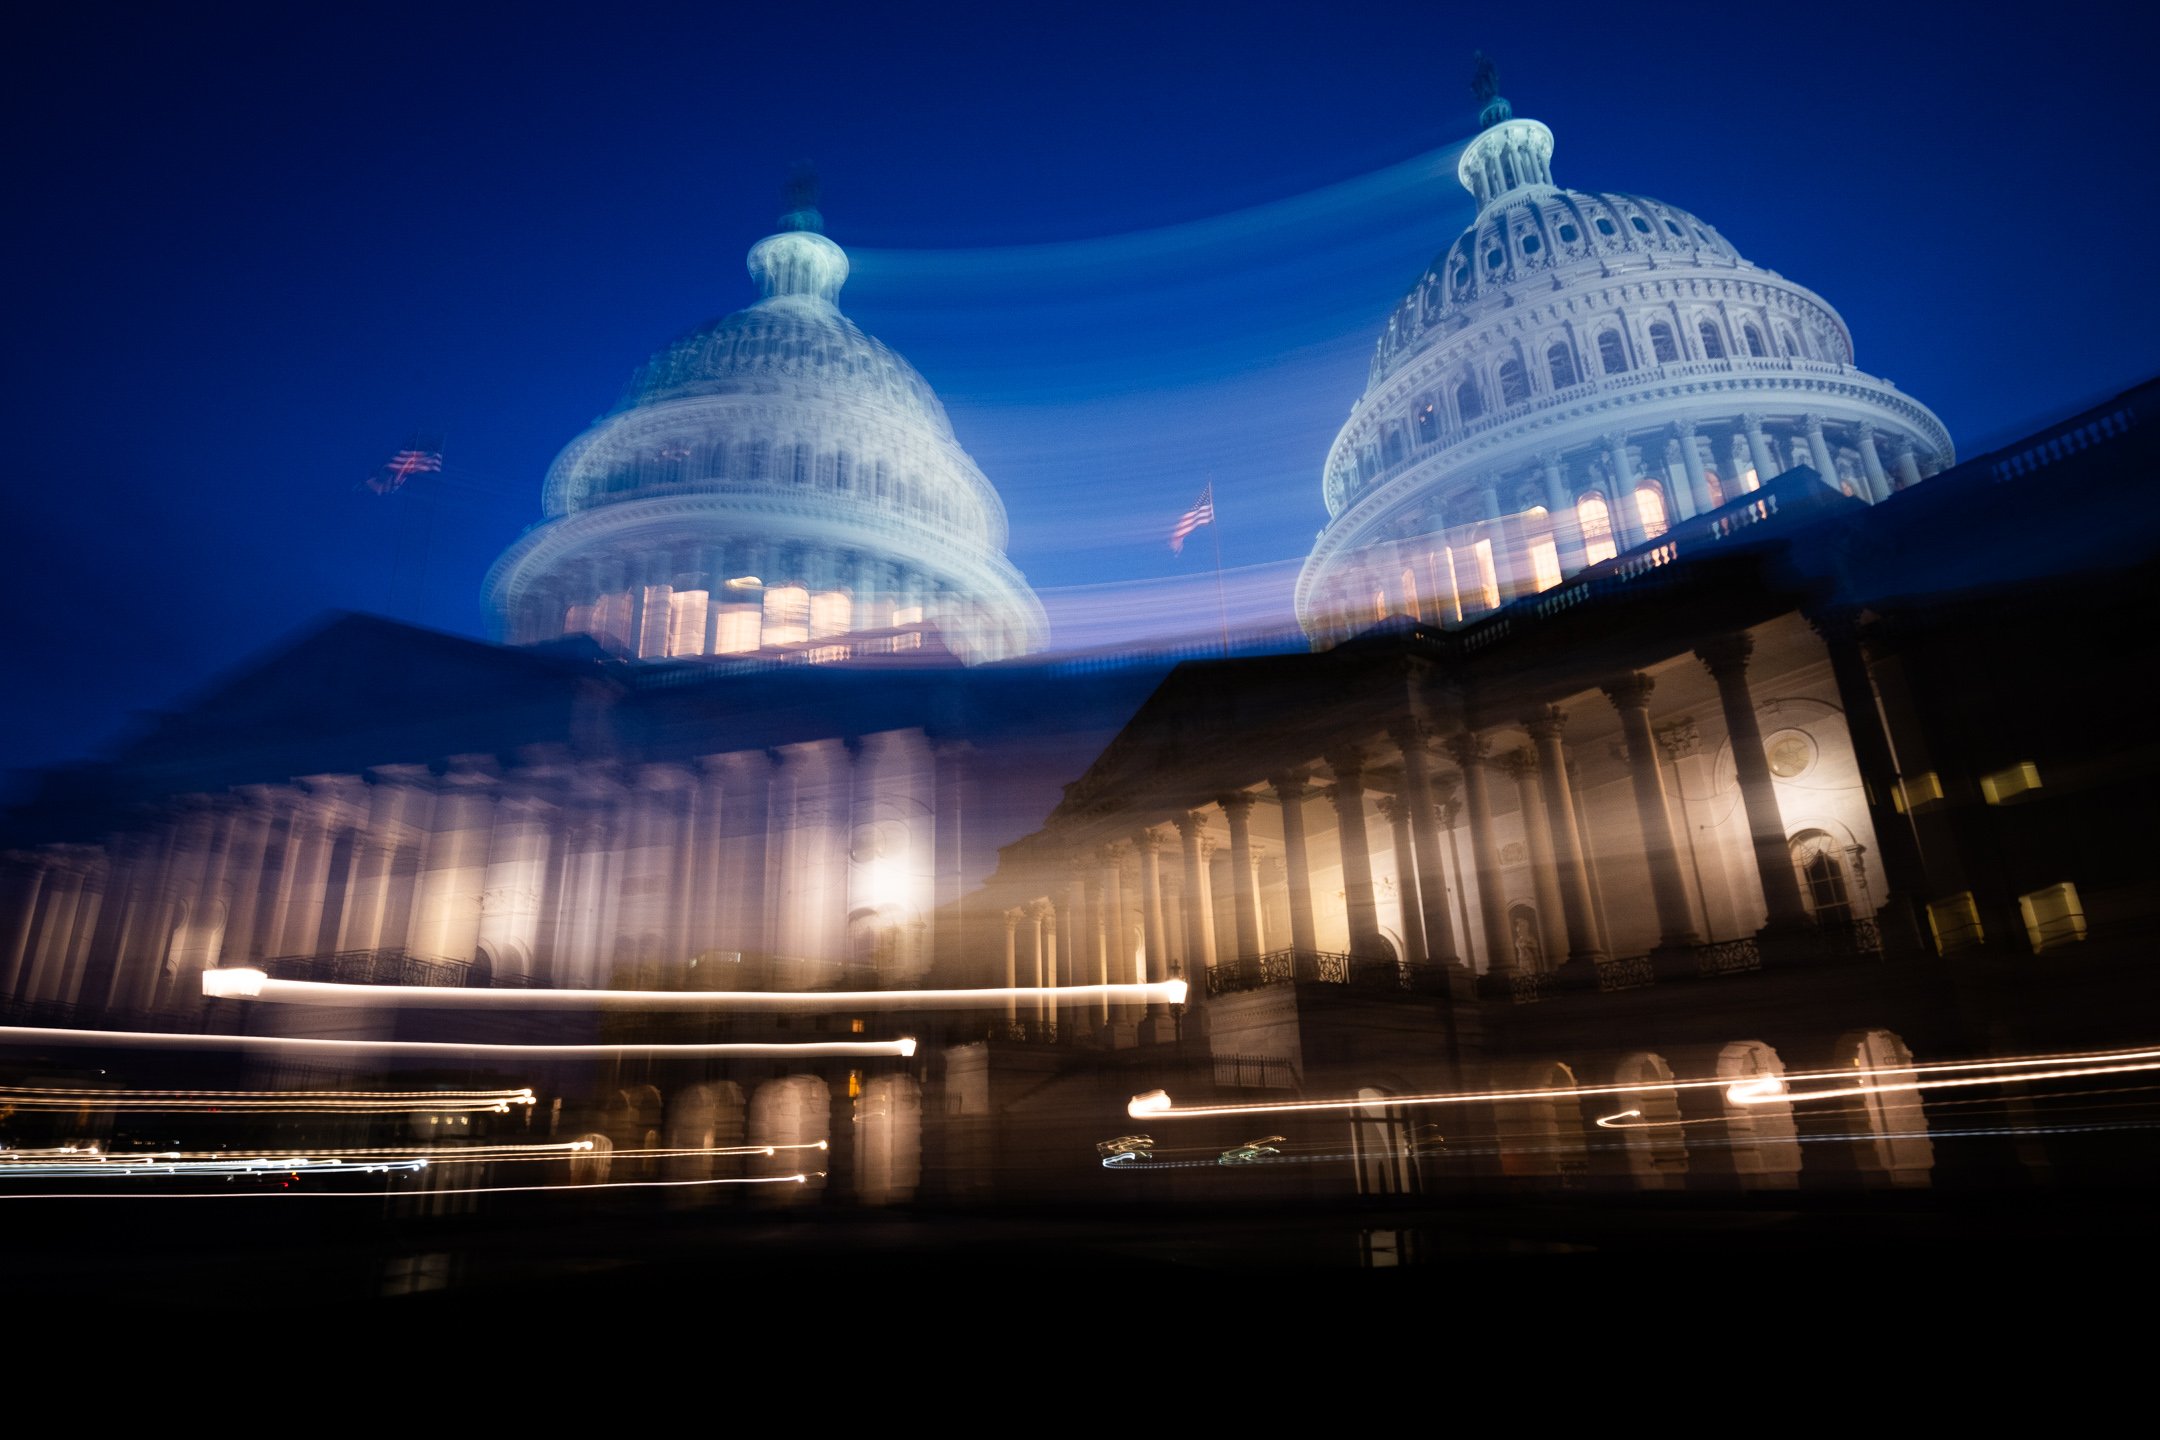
488;190;1047;665
1296;60;1953;640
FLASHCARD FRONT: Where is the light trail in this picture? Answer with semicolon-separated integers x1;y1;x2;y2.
0;1083;535;1113
203;967;1185;1012
0;1174;821;1200
1129;1042;2160;1121
0;1138;834;1178
0;1024;916;1061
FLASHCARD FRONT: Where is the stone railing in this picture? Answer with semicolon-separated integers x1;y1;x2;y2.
1205;949;1454;999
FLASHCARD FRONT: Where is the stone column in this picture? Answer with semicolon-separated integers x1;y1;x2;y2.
1321;751;1380;957
1743;413;1780;485
1728;431;1756;493
1890;436;1923;491
1136;830;1169;1020
1855;424;1891;503
1501;749;1570;966
1602;673;1702;949
1266;776;1319;955
1028;900;1051;1026
1697;635;1812;931
1390;724;1460;967
1802;414;1840;490
1174;815;1212;985
1813;616;1930;948
1001;908;1021;1022
1217;793;1264;961
1604;433;1645;550
1104;842;1132;1023
1525;708;1605;964
1674;419;1716;515
1446;733;1515;975
1378;796;1425;967
1539;450;1587;575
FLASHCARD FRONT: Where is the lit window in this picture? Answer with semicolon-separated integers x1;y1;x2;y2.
810;589;852;639
896;631;922;651
1578;493;1617;565
762;585;809;646
667;589;710;656
1437;547;1464;623
1895;772;1944;812
1634;484;1669;540
892;605;924;627
1529;538;1562;592
1473;538;1500;611
563;603;594;637
1926;892;1985;955
2019;883;2086;952
1415;402;1438;444
1372;590;1386;622
714;606;759;654
1980;762;2042;805
638;585;673;657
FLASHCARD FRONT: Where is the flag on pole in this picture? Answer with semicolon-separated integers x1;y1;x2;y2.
1169;481;1214;554
366;434;443;494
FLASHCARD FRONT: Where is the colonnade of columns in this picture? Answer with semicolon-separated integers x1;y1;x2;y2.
0;730;954;1013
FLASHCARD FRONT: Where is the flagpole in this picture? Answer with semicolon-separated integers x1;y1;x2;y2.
1206;475;1230;655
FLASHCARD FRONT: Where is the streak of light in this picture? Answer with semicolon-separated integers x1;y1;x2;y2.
202;968;1185;1012
1592;1110;1732;1130
0;1174;818;1200
1129;1043;2160;1121
0;1138;836;1178
0;1024;917;1061
0;1084;535;1113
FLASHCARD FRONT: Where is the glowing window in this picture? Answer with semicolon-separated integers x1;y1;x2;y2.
1401;567;1422;621
1415;401;1438;443
1473;538;1500;611
1926;892;1985;955
1438;547;1464;623
1699;322;1726;359
896;631;922;651
714;607;760;654
1649;323;1678;364
564;603;594;637
1372;590;1387;622
1548;343;1577;389
1578;494;1618;566
2019;883;2086;952
1528;538;1562;592
762;585;809;647
1597;331;1627;375
1499;359;1529;406
667;589;710;656
1634;484;1669;539
810;589;852;639
1895;772;1944;812
892;605;924;627
1980;762;2042;805
807;645;849;665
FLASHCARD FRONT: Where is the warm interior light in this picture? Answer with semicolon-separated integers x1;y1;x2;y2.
724;575;763;590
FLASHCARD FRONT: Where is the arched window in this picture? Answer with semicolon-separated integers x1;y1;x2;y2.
1400;567;1422;621
1414;401;1438;444
1634;483;1670;540
1383;428;1406;467
1548;342;1577;389
1743;323;1766;358
1498;358;1530;406
1649;323;1678;364
1456;378;1485;423
1779;327;1799;357
1790;831;1854;923
1597;331;1628;375
1578;493;1618;566
1698;321;1726;359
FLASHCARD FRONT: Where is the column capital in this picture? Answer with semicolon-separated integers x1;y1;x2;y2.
1498;747;1538;778
1266;770;1313;801
1670;416;1698;439
1026;898;1056;923
1172;811;1211;841
1522;704;1569;741
1376;793;1414;824
1694;631;1755;677
1854;420;1878;441
1320;745;1365;785
1443;731;1489;768
1602;672;1656;711
1800;412;1827;435
1099;839;1132;864
1599;430;1629;451
1132;827;1167;854
1535;448;1566;472
1003;908;1024;931
1740;411;1767;431
1215;790;1258;821
1655;719;1702;761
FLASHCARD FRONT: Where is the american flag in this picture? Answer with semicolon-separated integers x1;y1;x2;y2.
1169;481;1214;554
366;436;443;495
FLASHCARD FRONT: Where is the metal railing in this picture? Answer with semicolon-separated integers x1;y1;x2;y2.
1204;949;1455;998
1695;938;1763;977
260;950;479;988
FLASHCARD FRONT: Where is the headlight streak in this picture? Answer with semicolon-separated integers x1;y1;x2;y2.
0;1139;835;1179
0;1024;917;1061
0;1084;536;1113
1128;1043;2160;1121
0;1174;820;1200
202;969;1186;1012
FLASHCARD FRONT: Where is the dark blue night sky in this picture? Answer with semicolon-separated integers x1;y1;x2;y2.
4;0;2153;784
